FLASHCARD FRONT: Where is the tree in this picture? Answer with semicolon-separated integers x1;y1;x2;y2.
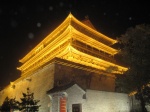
0;88;40;112
116;24;150;112
19;87;41;112
0;96;19;111
135;84;150;111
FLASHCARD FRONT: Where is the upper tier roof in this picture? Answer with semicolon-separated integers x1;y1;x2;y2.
19;13;118;63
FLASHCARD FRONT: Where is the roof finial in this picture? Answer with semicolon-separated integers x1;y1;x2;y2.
85;15;89;19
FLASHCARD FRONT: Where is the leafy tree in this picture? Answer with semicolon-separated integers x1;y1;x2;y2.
0;88;40;112
116;24;150;112
19;87;41;112
0;96;19;111
135;84;150;108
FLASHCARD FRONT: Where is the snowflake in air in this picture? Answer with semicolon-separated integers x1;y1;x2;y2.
129;17;132;20
28;32;34;39
49;6;53;11
37;22;41;27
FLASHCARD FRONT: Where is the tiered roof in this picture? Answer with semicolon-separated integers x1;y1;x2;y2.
17;13;128;77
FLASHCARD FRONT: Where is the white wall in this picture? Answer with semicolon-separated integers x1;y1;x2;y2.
85;90;131;112
48;84;131;112
66;84;86;112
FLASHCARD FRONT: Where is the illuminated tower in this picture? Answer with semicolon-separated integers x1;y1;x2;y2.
17;13;127;91
0;13;128;112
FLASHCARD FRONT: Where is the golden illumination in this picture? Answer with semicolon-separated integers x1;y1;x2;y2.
129;91;137;96
57;45;127;74
71;28;118;55
17;13;128;77
19;13;117;63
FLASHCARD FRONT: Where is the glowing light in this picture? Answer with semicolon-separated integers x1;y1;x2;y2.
19;13;117;63
17;13;128;76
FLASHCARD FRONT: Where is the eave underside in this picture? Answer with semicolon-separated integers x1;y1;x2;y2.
18;43;127;77
8;57;118;89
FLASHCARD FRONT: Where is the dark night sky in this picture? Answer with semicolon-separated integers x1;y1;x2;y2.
0;0;150;88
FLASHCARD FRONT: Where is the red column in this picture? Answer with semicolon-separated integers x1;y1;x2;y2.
60;97;67;112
